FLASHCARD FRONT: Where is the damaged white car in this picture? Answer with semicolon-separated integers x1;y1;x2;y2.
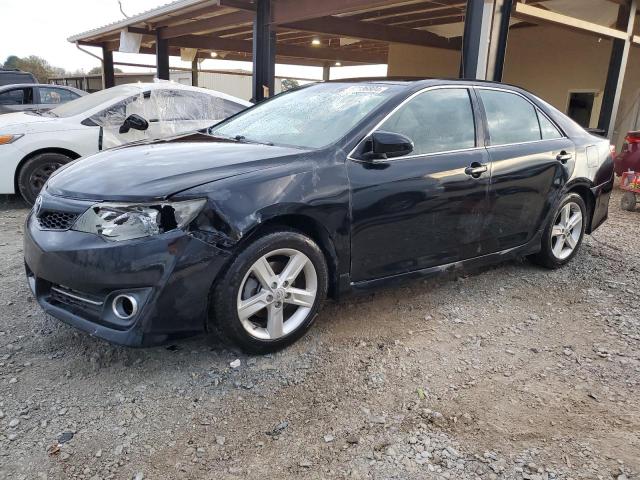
0;82;251;204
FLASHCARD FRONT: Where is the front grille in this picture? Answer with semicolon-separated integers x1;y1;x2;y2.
37;211;78;230
49;285;104;311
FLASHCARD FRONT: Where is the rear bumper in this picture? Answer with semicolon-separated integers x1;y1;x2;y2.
24;211;230;346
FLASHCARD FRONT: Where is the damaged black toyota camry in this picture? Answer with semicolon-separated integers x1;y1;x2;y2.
24;79;614;353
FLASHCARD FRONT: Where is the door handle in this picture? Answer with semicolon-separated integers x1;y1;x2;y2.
556;151;572;163
464;163;488;178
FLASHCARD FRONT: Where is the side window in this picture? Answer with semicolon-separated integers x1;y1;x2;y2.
537;110;562;140
478;89;541;145
39;87;79;104
87;93;144;127
0;88;32;105
379;88;476;155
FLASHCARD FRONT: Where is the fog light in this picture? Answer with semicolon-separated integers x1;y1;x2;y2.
112;294;138;320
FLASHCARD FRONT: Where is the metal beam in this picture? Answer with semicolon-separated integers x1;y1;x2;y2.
486;0;512;81
253;0;274;102
271;0;425;25
156;28;170;80
160;11;254;39
461;0;512;81
513;2;628;40
460;0;492;79
102;46;115;89
282;15;459;49
323;63;331;81
169;34;386;63
191;57;199;86
598;0;637;138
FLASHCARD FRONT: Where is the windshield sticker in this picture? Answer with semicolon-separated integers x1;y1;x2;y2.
342;86;389;95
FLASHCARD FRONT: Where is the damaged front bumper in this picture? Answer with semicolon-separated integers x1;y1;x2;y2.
24;197;230;346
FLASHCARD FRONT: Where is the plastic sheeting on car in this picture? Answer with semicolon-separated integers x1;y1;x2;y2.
87;88;245;149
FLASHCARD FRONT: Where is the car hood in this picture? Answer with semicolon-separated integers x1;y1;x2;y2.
46;133;307;201
0;111;75;134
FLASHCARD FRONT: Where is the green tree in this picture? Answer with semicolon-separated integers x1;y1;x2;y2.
3;55;20;69
14;56;56;82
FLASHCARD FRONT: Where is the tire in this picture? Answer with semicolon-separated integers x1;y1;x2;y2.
531;193;587;269
17;152;71;205
211;230;329;354
621;191;637;211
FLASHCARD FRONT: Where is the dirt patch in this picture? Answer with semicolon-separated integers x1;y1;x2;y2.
0;189;638;480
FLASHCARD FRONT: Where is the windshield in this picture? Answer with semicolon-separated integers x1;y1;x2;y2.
49;85;143;118
210;82;400;149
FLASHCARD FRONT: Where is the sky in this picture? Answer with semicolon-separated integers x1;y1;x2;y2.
0;0;387;81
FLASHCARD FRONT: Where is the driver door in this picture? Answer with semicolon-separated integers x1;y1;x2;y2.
348;87;492;282
100;93;151;149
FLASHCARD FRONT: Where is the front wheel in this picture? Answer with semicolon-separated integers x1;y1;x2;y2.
211;230;328;353
17;152;71;205
531;193;586;269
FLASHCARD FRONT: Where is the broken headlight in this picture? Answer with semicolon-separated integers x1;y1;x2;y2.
73;199;206;241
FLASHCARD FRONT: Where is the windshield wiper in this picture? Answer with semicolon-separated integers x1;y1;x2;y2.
234;135;274;146
209;131;273;146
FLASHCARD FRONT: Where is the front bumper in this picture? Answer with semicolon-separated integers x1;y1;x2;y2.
0;141;27;194
24;204;230;346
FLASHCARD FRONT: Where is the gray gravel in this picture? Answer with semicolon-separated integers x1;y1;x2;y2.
0;188;639;480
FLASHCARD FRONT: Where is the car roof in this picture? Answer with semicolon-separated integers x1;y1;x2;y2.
116;82;252;106
326;77;526;90
0;83;84;90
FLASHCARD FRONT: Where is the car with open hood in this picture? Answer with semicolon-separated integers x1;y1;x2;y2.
24;79;614;353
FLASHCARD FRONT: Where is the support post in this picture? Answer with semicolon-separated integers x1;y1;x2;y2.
598;0;637;139
460;0;512;81
102;46;115;89
156;28;170;80
252;0;275;102
191;57;199;87
322;62;331;81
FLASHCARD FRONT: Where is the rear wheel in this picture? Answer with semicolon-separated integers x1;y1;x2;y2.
531;193;586;269
17;152;71;205
621;191;637;211
212;230;328;353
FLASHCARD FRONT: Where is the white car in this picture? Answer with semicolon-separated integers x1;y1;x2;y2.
0;82;251;203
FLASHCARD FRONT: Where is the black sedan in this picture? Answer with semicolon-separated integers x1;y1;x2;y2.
24;79;614;353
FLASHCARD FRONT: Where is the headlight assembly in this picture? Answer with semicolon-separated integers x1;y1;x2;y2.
73;198;206;241
0;134;24;145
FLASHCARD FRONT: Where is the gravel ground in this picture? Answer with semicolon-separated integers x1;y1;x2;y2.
0;189;639;480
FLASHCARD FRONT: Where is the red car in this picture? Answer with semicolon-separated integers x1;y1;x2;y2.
614;131;640;176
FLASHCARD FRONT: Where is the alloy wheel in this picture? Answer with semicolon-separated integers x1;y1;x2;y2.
550;201;583;260
237;248;317;340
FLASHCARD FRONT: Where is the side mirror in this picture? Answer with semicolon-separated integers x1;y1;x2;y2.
119;114;149;134
363;131;413;161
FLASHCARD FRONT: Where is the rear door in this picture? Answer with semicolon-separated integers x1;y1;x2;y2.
476;87;574;252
